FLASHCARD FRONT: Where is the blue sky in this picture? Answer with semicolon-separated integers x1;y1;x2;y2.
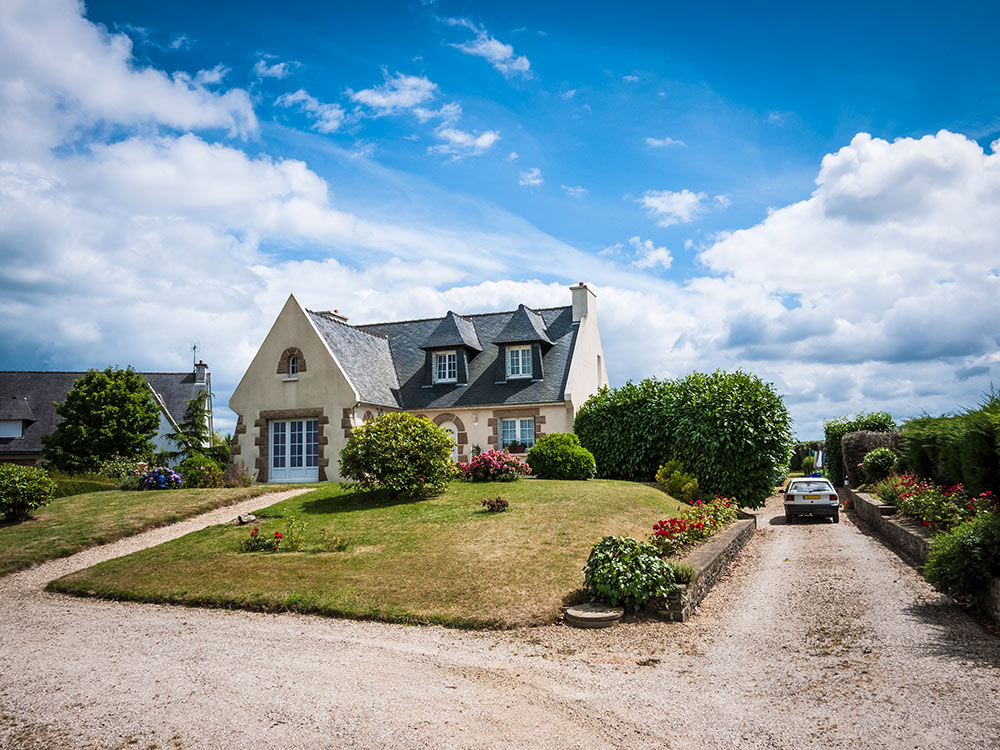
2;0;999;439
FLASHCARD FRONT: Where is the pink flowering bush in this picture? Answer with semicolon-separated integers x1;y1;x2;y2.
874;474;997;532
457;449;531;482
649;496;739;557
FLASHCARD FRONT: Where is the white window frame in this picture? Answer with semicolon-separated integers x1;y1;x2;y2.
288;355;298;376
433;350;458;383
500;417;535;448
269;419;319;482
506;345;532;379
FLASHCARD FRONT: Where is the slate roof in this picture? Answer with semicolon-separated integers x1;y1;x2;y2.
307;312;401;408
491;304;555;346
355;305;577;410
0;370;209;458
419;312;483;352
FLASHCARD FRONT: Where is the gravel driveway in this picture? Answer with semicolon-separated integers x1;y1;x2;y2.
2;492;999;749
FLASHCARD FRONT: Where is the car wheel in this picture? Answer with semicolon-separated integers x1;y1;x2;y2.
785;513;793;524
832;511;840;524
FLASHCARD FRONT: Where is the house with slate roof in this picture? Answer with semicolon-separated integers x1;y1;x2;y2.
0;363;213;466
229;283;608;483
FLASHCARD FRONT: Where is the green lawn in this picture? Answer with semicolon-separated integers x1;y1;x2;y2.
48;480;684;628
0;485;292;577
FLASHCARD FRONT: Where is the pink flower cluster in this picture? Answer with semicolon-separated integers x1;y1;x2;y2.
877;474;998;531
457;449;531;482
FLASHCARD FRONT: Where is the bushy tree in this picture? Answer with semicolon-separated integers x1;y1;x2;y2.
823;411;896;487
525;433;596;480
42;367;160;473
339;412;454;498
0;464;57;522
575;370;793;508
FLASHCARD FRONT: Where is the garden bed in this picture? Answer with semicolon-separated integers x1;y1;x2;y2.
47;480;685;629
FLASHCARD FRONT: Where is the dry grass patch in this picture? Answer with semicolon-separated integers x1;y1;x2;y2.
49;479;684;628
0;485;292;577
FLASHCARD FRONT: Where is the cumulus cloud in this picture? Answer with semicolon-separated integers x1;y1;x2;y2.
639;188;707;226
519;168;543;186
561;184;587;198
275;88;345;133
253;58;294;79
444;17;532;79
429;127;500;158
413;101;462;125
348;70;437;113
645;136;685;148
629;237;672;270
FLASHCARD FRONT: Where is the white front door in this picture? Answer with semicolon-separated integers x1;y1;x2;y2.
269;419;319;483
440;421;459;463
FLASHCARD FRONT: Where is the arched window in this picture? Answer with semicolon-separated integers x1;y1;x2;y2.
289;355;298;376
277;347;306;376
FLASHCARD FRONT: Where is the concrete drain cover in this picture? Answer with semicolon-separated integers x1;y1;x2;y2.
564;602;625;629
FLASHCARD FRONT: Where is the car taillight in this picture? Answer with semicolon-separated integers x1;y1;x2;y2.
830;493;839;504
786;494;795;502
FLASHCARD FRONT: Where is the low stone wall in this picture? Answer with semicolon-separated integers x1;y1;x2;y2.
842;487;931;564
844;486;1000;626
656;516;756;622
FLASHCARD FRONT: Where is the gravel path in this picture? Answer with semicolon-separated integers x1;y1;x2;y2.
2;493;999;749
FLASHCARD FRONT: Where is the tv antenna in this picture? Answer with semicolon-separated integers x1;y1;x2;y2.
192;342;200;366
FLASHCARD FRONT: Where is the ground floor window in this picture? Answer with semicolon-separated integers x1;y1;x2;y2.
500;417;535;448
270;419;318;482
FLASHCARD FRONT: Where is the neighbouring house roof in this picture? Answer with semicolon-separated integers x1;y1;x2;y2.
308;313;402;408
0;370;210;458
419;311;483;352
353;305;577;410
0;396;36;423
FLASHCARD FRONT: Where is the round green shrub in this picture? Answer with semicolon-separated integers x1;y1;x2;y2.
861;446;897;483
339;412;455;498
0;464;57;522
525;433;596;480
923;511;1000;596
582;535;675;611
801;455;815;475
177;455;224;488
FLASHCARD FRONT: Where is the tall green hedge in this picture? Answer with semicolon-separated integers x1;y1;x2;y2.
574;370;793;509
823;412;895;487
901;391;1000;495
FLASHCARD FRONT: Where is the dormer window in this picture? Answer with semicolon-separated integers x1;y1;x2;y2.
506;345;532;379
433;351;458;383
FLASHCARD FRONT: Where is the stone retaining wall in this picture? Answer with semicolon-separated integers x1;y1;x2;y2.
844;486;1000;626
657;516;756;622
841;487;930;564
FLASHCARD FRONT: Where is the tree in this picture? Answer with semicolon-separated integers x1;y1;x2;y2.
42;367;160;473
167;390;213;461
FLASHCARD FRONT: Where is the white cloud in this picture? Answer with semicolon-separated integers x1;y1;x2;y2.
622;74;639;83
714;194;732;208
561;89;576;100
348;70;437;113
253;59;292;79
561;184;587;198
168;34;192;51
639;189;707;226
194;65;228;86
445;17;532;79
519;168;543;186
428;127;500;158
0;0;257;155
507;152;519;161
645;136;685;148
275;88;345;133
413;101;461;124
628;237;672;270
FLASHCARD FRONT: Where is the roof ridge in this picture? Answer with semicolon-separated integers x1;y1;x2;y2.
357;304;571;328
307;309;389;340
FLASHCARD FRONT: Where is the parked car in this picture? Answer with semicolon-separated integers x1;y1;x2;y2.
781;477;840;523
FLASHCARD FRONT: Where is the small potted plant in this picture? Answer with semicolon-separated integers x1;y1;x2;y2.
506;440;526;454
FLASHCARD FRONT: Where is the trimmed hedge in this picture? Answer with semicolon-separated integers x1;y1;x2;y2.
575;370;793;509
824;412;896;487
525;433;596;480
901;392;1000;495
841;429;902;487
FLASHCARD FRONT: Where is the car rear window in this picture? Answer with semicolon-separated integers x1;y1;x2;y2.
789;481;834;493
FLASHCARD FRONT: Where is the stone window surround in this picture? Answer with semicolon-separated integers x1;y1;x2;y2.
407;411;469;463
276;347;307;375
254;407;329;482
487;407;545;449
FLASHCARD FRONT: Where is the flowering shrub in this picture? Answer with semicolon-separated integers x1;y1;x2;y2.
97;455;147;479
583;535;675;611
874;474;998;531
649;496;739;557
140;466;183;490
481;496;509;512
178;455;224;489
457;449;531;482
239;526;283;553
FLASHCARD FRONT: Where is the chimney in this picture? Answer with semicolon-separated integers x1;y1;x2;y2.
570;282;596;323
318;309;349;324
194;360;208;384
